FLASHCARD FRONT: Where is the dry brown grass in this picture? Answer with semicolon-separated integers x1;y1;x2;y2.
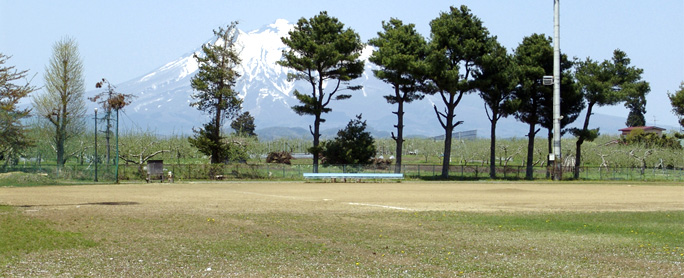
1;181;683;277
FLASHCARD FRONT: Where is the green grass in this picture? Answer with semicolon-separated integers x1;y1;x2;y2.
0;205;97;265
0;172;59;187
1;207;681;276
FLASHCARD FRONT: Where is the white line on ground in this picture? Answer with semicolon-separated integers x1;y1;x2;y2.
230;190;301;199
347;202;414;211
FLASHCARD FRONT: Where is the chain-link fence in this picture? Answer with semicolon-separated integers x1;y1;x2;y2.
2;163;684;182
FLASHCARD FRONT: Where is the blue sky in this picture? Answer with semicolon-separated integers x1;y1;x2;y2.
1;0;683;127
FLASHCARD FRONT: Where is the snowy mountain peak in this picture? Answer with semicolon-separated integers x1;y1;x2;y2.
261;19;293;37
95;19;497;138
107;21;304;132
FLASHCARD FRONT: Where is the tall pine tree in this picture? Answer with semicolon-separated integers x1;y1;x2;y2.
278;11;365;173
512;34;553;180
188;22;243;164
539;55;583;178
425;5;494;179
475;40;518;179
368;18;427;174
572;49;646;178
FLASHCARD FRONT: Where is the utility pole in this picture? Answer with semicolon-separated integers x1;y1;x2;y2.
552;0;562;180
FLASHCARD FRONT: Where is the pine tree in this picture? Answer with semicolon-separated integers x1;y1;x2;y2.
539;54;583;178
278;11;365;173
512;34;553;180
667;82;684;128
368;18;427;174
231;111;256;137
188;22;244;164
322;114;376;166
425;5;494;179
612;50;650;127
572;57;623;179
572;50;650;178
475;40;518;179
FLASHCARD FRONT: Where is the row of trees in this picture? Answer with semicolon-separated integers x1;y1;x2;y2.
276;6;654;179
1;5;681;180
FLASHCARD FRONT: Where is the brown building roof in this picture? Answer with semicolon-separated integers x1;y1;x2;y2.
618;126;666;132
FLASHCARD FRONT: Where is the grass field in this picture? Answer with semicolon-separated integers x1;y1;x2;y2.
1;181;683;277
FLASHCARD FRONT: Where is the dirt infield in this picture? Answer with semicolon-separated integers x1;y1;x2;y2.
1;181;682;213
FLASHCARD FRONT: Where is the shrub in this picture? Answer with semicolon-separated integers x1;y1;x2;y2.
371;158;393;170
620;130;682;149
266;151;293;165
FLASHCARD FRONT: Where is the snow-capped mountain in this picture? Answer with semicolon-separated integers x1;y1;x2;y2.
88;19;629;139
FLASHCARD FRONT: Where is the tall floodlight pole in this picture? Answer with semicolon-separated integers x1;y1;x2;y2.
115;109;119;183
552;0;562;180
94;108;98;182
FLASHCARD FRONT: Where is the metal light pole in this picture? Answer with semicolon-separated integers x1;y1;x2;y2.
115;109;119;183
552;0;562;180
94;108;98;182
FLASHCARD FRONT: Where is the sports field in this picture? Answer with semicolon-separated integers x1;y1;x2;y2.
1;181;683;276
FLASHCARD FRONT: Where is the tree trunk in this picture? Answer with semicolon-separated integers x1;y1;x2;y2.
56;136;64;168
525;121;536;180
574;140;582;179
310;78;328;174
312;113;320;173
441;120;453;179
489;116;497;179
574;102;595;179
441;97;456;179
394;88;404;174
55;114;66;169
211;94;223;164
